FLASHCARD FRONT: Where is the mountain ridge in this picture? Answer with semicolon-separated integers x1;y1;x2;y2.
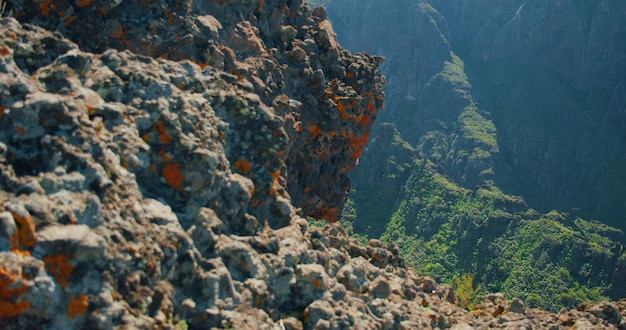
326;0;626;227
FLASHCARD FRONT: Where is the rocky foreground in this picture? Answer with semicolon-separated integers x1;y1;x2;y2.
0;0;625;329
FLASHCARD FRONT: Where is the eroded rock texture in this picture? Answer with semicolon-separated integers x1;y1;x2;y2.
5;0;385;223
0;0;386;326
1;0;626;329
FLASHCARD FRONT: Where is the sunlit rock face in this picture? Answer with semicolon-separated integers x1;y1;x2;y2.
0;0;386;326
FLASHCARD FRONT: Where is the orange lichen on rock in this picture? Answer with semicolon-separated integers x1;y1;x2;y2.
159;149;173;163
350;148;364;160
163;163;185;191
76;0;95;7
11;210;36;251
0;46;11;57
141;133;152;142
121;156;130;169
85;104;96;116
335;96;357;120
167;13;176;24
43;254;74;288
233;160;253;175
189;59;209;70
323;79;338;99
67;294;89;319
15;126;26;135
66;210;77;225
367;100;377;114
154;123;173;145
311;205;341;223
9;211;33;257
0;105;6;119
350;132;371;149
309;125;322;140
357;114;371;127
269;170;282;195
294;121;303;132
64;15;78;28
111;27;123;39
349;132;371;160
40;0;55;16
0;265;32;318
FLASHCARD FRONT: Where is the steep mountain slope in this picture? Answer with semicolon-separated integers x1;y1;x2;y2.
329;0;626;229
429;0;626;227
320;0;626;311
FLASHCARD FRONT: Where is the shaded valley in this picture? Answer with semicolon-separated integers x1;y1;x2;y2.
319;0;626;311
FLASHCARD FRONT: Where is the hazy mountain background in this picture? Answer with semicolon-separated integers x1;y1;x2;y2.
307;0;626;311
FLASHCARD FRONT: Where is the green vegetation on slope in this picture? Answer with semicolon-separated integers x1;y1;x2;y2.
370;157;622;312
317;0;626;313
468;60;626;230
411;52;498;188
346;123;417;238
488;215;613;311
342;48;626;311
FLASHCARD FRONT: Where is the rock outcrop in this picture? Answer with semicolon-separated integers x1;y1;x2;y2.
4;0;385;223
1;0;626;329
0;0;385;326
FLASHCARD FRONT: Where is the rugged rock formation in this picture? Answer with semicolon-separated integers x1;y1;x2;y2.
1;0;626;328
4;0;385;223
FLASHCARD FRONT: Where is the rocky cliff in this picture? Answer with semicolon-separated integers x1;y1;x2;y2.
1;0;626;328
0;0;386;327
4;0;386;224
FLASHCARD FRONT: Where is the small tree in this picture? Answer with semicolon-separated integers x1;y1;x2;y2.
452;273;482;310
